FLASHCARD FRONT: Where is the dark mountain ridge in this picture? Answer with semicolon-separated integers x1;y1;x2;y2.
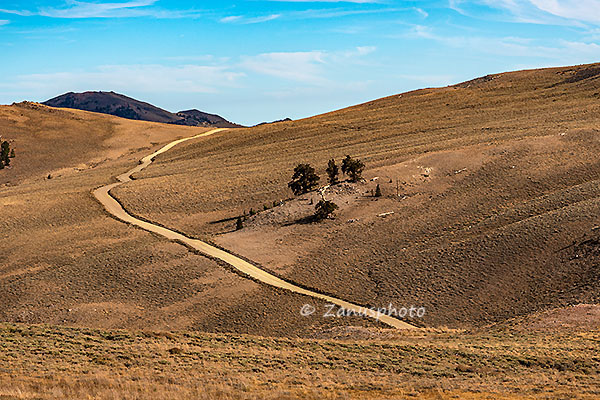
43;91;242;128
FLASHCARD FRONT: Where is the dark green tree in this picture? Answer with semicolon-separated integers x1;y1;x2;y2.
314;200;338;221
341;155;352;176
326;159;339;185
341;155;364;182
288;163;320;195
375;184;382;197
236;216;243;230
1;141;10;167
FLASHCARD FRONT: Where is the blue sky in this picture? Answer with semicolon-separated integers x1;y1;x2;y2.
0;1;599;125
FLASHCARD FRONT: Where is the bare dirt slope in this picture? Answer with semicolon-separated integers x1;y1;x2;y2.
0;104;362;337
113;63;600;328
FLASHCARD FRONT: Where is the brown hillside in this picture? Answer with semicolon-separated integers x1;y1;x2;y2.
0;103;358;337
112;63;600;328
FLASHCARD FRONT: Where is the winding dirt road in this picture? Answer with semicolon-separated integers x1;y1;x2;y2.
93;128;417;330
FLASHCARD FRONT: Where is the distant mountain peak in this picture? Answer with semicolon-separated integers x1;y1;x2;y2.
42;91;243;128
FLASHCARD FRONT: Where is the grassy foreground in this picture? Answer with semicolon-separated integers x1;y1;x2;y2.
0;323;598;399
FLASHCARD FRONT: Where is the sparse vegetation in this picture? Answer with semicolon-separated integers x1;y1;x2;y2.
0;323;598;400
314;199;338;221
236;216;243;230
288;163;320;195
375;183;382;197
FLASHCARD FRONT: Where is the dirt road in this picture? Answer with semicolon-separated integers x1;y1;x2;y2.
93;128;417;330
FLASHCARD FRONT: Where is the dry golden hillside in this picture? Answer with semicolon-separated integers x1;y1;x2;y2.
0;103;358;337
112;63;600;328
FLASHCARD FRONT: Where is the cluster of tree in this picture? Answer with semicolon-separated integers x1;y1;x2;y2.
0;140;14;169
326;155;365;185
287;155;365;221
288;155;365;196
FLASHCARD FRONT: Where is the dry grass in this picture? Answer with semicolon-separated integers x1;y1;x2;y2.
0;322;598;399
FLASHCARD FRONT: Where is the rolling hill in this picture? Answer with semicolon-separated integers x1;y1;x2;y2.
42;91;242;128
2;63;600;399
111;62;600;329
2;63;600;336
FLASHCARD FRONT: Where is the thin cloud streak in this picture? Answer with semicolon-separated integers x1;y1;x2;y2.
221;14;281;24
0;0;202;19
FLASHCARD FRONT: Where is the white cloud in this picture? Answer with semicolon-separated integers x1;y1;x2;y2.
244;14;281;24
220;14;281;24
7;64;244;96
405;24;600;64
477;0;600;24
528;0;600;23
241;51;328;83
414;7;428;18
354;46;376;56
220;15;243;23
240;46;376;83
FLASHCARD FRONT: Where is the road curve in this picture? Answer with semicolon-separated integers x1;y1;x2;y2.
93;128;417;330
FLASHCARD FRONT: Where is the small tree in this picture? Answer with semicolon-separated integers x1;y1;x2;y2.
1;141;9;167
314;200;338;221
288;163;320;195
326;159;339;185
341;155;352;176
9;149;15;158
236;216;243;230
341;155;365;182
375;184;382;197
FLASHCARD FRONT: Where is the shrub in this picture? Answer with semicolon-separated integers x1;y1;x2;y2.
375;184;382;197
314;200;338;221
